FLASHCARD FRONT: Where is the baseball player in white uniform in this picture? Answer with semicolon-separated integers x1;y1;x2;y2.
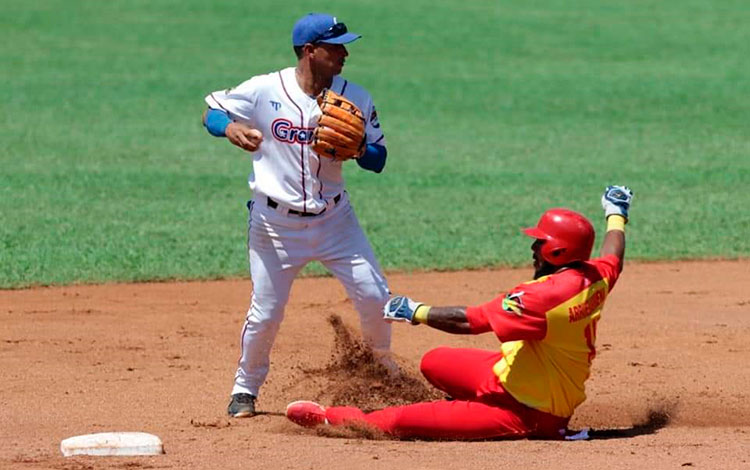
202;13;393;417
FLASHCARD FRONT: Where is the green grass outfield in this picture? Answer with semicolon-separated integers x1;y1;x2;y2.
2;0;749;288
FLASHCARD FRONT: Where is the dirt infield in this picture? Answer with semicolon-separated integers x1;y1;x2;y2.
2;260;749;469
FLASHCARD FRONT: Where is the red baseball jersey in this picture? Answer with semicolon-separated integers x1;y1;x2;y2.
465;255;622;418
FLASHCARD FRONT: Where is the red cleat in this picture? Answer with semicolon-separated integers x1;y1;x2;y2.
286;400;328;427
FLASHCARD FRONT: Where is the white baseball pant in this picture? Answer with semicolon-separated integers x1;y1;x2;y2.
231;192;391;397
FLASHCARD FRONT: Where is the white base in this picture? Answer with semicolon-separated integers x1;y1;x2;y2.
60;432;164;456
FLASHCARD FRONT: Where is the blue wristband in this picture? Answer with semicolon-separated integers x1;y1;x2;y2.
204;108;232;137
356;143;387;173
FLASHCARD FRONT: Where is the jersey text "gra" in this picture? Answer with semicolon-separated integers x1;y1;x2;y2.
272;118;314;144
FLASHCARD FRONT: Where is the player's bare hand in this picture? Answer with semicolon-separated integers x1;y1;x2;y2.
226;123;263;152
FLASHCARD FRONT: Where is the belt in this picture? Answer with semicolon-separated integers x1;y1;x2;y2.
266;193;341;217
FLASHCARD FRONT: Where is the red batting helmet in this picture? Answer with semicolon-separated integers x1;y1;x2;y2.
522;208;595;266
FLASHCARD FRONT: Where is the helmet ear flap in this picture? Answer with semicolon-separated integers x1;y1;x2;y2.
546;247;567;265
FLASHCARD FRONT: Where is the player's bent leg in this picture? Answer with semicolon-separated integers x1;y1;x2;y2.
326;400;530;440
326;256;390;345
325;255;394;371
419;347;505;400
319;207;392;354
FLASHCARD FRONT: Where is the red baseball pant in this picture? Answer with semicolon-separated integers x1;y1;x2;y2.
325;347;569;440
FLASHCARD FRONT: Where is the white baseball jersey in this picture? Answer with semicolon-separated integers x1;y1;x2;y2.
205;67;386;214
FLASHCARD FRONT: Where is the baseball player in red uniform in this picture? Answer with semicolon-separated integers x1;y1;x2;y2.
286;186;633;440
202;13;394;417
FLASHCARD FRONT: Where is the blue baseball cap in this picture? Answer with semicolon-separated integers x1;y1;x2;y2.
292;13;361;46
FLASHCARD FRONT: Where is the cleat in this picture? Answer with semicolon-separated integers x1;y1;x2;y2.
227;393;256;418
286;400;327;427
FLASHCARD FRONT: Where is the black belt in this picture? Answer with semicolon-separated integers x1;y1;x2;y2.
266;193;341;217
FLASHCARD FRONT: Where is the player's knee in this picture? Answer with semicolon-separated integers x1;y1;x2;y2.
420;347;452;377
246;302;286;327
354;288;389;315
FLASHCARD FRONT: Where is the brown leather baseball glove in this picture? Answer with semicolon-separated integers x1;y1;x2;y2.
312;89;366;161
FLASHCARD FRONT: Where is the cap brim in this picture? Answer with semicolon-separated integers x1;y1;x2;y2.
522;227;549;240
319;32;361;44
